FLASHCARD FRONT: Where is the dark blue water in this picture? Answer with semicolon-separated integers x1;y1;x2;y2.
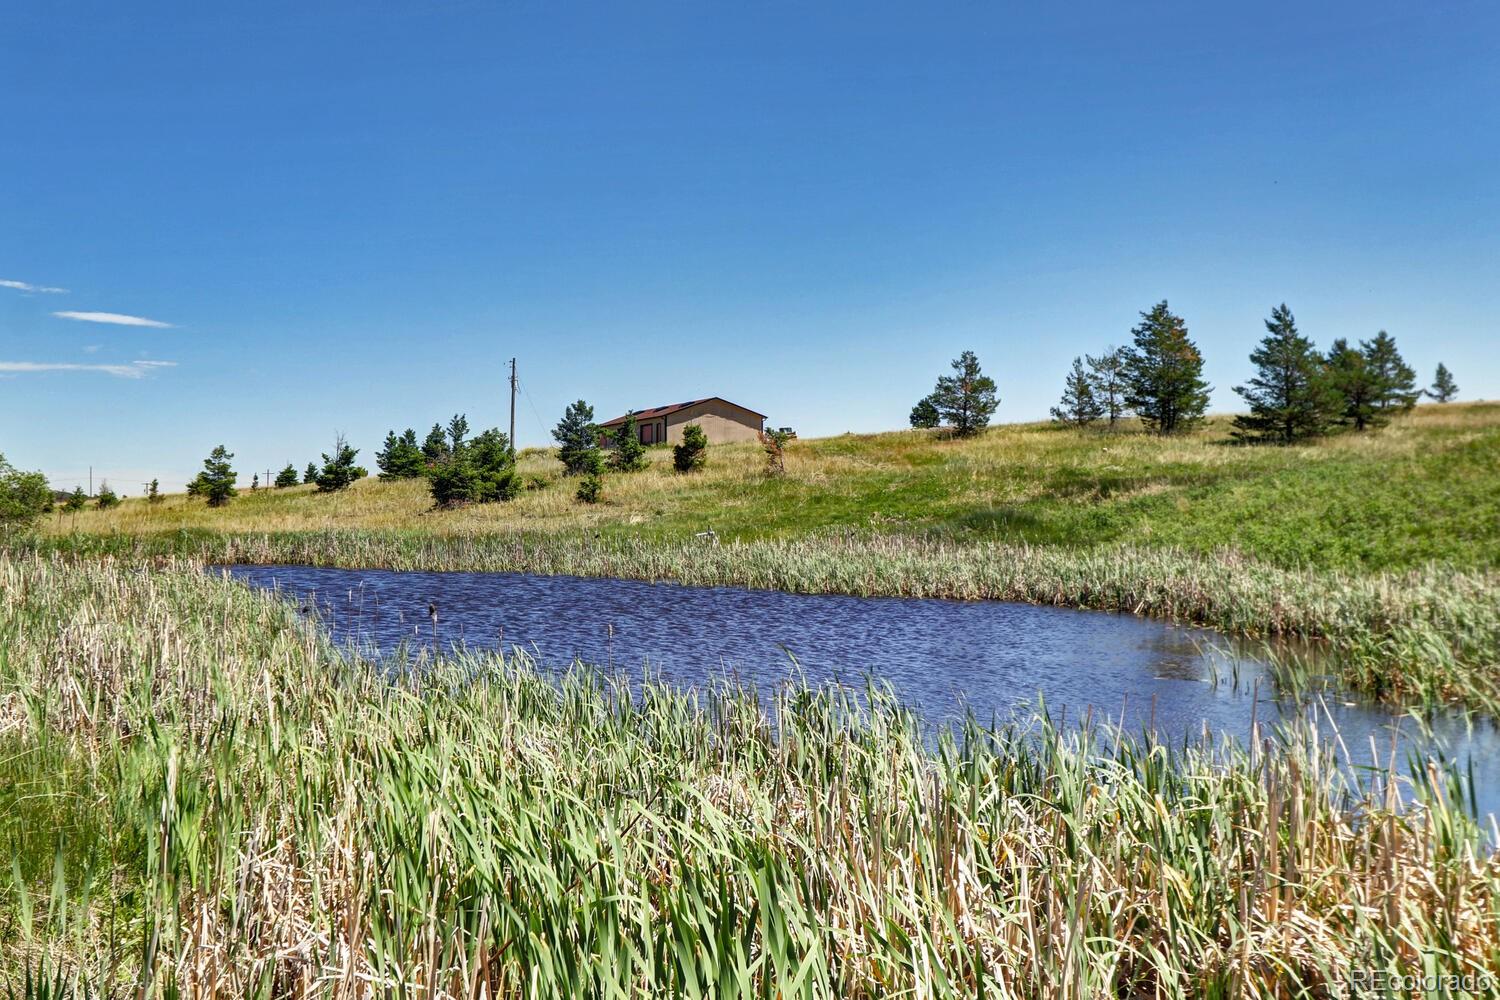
226;564;1500;819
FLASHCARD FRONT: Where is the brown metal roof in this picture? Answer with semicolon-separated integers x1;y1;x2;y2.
598;396;766;426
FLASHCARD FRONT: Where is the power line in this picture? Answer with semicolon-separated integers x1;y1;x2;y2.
518;378;549;444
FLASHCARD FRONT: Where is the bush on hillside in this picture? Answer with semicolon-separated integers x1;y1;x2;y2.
575;473;603;504
673;424;708;473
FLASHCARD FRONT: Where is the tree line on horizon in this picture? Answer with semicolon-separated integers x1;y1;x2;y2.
911;300;1460;443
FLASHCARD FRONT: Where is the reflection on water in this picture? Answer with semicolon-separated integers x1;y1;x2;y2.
224;564;1500;819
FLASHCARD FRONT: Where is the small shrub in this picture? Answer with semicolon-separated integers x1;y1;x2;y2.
525;474;549;491
274;464;300;488
95;481;121;509
673;424;708;473
147;477;164;503
761;427;792;476
575;473;603;504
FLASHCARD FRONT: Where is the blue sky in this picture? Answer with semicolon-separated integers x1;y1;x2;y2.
2;1;1496;492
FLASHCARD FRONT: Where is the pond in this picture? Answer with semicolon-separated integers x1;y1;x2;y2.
226;564;1500;819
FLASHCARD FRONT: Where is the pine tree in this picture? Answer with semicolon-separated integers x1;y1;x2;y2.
1427;363;1458;403
251;473;259;492
147;478;163;504
909;394;940;429
1051;357;1103;427
928;351;999;437
303;462;318;484
1085;347;1129;428
446;414;469;453
1363;331;1418;413
608;412;648;472
64;485;88;513
274;464;300;488
1231;304;1339;443
1122;301;1211;435
673;423;708;473
376;428;426;479
1326;338;1381;431
315;435;366;493
191;446;238;507
553;400;601;476
421;423;450;466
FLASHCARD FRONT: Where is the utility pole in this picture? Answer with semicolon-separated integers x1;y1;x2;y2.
88;466;93;497
508;357;517;458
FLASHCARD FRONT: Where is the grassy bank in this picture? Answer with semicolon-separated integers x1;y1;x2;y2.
23;528;1500;712
3;551;1497;997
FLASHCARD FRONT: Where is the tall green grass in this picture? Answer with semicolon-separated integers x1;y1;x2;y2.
2;552;1497;997
22;528;1500;712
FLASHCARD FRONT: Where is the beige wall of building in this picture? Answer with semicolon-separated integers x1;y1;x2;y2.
665;400;763;444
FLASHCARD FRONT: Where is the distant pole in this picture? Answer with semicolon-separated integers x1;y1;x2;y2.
88;466;92;497
508;357;517;457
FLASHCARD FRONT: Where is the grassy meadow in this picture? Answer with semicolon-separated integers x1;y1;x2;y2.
49;402;1500;572
4;552;1498;997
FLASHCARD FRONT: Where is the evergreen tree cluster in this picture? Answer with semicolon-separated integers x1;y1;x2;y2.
1034;300;1443;442
1233;316;1422;441
1050;348;1131;429
911;350;1000;437
427;418;520;508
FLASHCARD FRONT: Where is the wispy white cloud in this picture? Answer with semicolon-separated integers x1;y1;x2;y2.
1;278;69;294
0;360;178;379
53;310;173;328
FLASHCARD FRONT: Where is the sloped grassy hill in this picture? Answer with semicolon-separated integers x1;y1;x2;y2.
49;402;1500;572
